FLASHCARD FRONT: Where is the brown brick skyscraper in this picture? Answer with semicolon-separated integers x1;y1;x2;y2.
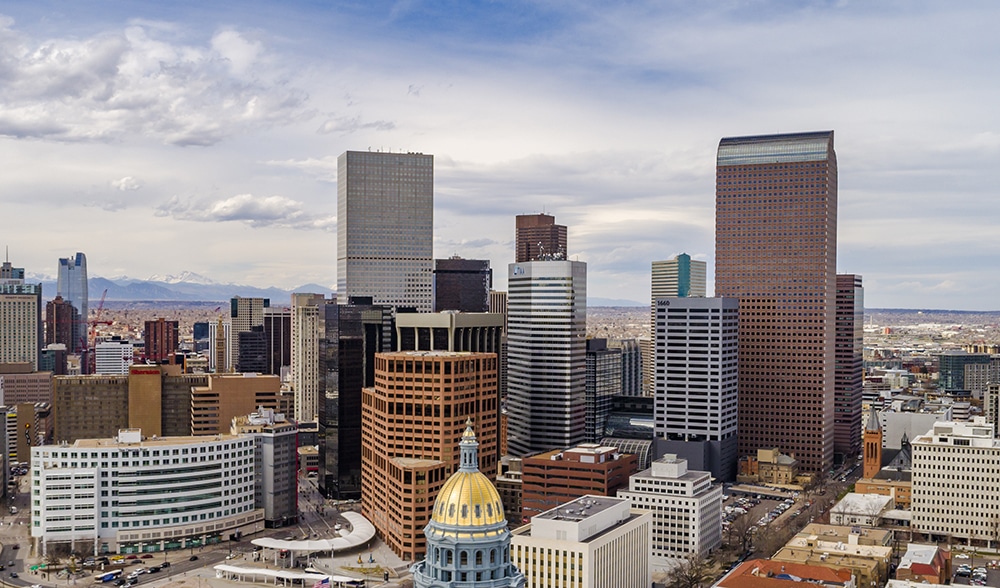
515;213;567;262
715;131;837;473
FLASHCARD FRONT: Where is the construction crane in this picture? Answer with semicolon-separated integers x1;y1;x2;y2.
81;288;109;374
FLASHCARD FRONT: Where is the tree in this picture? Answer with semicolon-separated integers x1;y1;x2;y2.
666;553;714;588
725;513;756;554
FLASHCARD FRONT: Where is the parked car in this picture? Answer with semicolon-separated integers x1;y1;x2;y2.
161;562;170;568
188;556;199;562
141;554;154;559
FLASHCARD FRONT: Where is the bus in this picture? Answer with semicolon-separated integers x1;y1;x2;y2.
94;570;122;583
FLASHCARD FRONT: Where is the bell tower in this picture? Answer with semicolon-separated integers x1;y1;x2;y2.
862;404;882;479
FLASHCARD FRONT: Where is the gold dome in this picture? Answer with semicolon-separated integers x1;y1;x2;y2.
431;469;506;527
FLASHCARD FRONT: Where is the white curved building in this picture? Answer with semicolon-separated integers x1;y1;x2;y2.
31;429;263;555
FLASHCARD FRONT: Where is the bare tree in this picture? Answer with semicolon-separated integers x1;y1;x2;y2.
725;513;756;554
666;553;714;588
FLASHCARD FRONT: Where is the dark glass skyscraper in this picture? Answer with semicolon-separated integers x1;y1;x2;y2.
715;131;838;473
835;274;863;462
57;252;87;354
432;257;491;313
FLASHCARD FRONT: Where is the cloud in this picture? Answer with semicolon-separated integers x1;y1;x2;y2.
110;176;142;191
155;194;335;231
264;156;339;182
0;19;311;145
317;116;396;135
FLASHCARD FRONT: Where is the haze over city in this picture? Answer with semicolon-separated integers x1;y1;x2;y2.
2;1;999;309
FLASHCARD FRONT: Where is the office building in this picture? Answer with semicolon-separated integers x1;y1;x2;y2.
601;396;655;469
208;318;230;373
651;253;707;300
835;274;864;462
433;257;492;313
911;417;1000;542
45;296;80;353
231;407;298;528
395;311;504;354
0;363;52;405
515;213;567;263
190;373;280;436
317;298;393;500
411;423;526;588
144;318;178;364
31;429;262;556
653;296;739;481
0;258;42;370
237;327;268;373
638;336;652;396
520;444;637;523
337;150;434;311
94;338;134;375
718;560;856;588
56;252;87;354
608;339;641;397
361;351;499;561
506;260;587;456
511;495;651;588
228;297;268;372
40;344;68;376
715;131;838;472
585;339;621;443
618;454;723;565
263;306;291;376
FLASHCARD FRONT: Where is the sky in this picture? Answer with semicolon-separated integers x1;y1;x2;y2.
1;1;999;310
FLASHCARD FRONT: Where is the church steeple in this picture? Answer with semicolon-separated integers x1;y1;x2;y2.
862;405;883;479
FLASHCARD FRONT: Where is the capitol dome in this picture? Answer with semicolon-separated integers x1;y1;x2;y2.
412;420;525;588
430;426;506;531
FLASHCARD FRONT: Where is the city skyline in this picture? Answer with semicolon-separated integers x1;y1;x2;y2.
1;2;999;309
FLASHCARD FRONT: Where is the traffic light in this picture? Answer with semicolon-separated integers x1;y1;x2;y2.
24;423;31;445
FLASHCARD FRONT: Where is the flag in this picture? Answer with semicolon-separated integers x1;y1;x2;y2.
312;578;330;588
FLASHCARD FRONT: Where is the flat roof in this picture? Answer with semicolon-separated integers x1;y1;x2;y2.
536;495;622;522
48;435;243;448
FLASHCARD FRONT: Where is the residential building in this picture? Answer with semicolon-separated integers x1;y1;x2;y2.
231;407;298;528
411;423;525;588
835;274;863;462
291;293;326;423
715;131;839;473
653;296;739;481
433;257;492;313
30;429;263;555
337;150;434;311
45;296;80;353
520;444;637;523
718;559;856;588
771;527;892;588
585;339;621;443
911;417;1000;543
56;252;87;355
515;213;566;263
144;318;179;364
506;260;587;456
361;351;499;561
94;338;134;375
617;454;723;565
936;350;991;392
0;258;42;370
510;495;651;588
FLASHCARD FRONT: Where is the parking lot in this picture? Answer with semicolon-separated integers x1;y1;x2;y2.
952;556;1000;587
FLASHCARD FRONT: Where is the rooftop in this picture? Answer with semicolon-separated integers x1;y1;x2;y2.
536;495;622;522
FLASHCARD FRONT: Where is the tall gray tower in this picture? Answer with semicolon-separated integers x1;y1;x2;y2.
337;151;434;312
56;252;87;353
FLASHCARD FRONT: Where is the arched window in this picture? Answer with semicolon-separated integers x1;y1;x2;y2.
475;550;483;565
445;550;453;565
460;551;468;566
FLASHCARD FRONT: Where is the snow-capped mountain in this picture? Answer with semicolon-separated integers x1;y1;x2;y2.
146;271;218;285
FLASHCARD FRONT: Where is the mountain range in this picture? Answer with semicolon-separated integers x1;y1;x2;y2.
26;273;646;306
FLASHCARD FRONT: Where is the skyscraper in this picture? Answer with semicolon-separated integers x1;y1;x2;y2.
291;293;326;423
653;296;739;481
835;274;864;461
506;260;587;456
0;258;42;369
715;131;838;472
228;296;268;371
432;256;492;312
337;150;434;312
144;318;179;364
56;252;87;352
585;338;621;443
651;253;707;300
515;213;567;262
45;296;79;352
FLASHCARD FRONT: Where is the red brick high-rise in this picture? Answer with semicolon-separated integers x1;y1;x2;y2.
515;213;567;262
715;131;838;473
144;318;179;364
